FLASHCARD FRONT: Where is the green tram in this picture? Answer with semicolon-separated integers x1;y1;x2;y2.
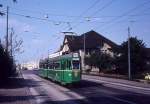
39;53;81;85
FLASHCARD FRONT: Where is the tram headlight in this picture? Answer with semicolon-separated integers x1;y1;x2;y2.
68;73;72;76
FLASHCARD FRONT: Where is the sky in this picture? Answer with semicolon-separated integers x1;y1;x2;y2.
0;0;150;64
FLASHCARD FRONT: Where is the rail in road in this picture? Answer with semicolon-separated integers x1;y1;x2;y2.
23;70;150;104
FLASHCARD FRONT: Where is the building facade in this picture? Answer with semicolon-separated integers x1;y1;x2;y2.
59;30;119;70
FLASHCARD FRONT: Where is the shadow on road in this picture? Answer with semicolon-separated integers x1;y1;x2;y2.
0;77;39;104
0;77;40;89
0;95;34;103
66;80;104;89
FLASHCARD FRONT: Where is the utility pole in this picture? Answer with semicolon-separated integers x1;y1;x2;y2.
128;27;131;80
48;50;49;69
10;28;14;56
6;6;9;52
83;33;86;70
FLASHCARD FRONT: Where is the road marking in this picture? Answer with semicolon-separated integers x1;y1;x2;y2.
84;78;150;91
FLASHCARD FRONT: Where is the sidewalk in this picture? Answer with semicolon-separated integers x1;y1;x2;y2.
0;77;33;104
83;71;128;79
83;73;150;88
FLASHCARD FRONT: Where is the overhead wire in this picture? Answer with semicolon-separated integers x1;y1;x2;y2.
1;9;150;28
93;0;150;32
9;12;114;24
10;12;70;24
62;0;101;31
1;10;149;32
10;7;83;18
10;6;150;19
7;5;150;22
89;0;116;17
2;2;150;32
9;1;102;32
70;0;117;31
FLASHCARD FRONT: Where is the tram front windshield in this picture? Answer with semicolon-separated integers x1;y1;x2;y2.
72;60;80;69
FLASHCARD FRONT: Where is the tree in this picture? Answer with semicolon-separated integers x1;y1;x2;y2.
85;52;98;68
85;52;99;73
96;53;114;73
115;37;148;74
0;43;15;83
85;51;114;73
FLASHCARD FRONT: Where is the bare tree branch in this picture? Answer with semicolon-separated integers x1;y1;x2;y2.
8;28;24;56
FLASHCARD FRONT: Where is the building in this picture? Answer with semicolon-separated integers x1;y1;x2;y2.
21;61;38;70
59;30;119;70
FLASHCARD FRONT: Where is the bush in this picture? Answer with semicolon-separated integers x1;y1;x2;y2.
0;44;16;83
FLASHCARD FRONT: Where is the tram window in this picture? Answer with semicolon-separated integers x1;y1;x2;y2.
48;63;53;69
72;60;80;69
44;64;47;68
54;63;60;69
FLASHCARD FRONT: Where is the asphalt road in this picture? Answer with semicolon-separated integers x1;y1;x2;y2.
23;70;150;104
